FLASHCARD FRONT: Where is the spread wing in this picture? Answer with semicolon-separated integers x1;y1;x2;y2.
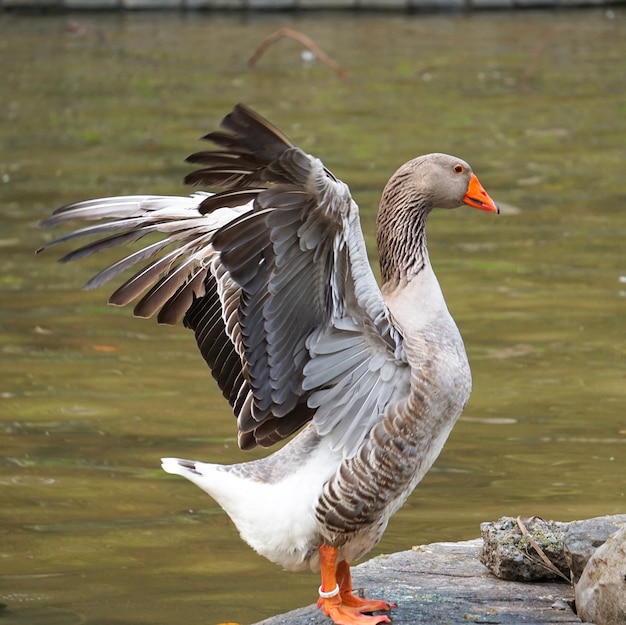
39;104;410;458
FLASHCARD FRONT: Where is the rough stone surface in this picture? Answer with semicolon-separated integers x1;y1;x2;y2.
253;539;579;625
564;514;626;583
575;525;626;625
480;516;570;582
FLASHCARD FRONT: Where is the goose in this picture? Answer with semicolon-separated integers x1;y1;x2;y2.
38;104;499;625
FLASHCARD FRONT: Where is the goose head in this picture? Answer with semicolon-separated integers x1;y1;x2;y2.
382;152;499;213
376;152;499;286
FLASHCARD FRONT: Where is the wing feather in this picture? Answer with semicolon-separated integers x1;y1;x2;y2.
39;104;409;456
84;239;172;291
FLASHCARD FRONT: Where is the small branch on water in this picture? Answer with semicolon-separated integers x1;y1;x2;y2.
520;24;575;91
247;28;347;79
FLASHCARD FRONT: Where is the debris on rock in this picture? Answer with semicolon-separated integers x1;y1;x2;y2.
480;516;570;582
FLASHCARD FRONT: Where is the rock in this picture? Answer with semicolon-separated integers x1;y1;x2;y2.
575;525;626;625
252;516;625;625
253;539;579;625
563;514;626;583
480;516;570;582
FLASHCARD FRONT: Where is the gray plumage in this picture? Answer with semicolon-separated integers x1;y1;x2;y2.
39;104;498;574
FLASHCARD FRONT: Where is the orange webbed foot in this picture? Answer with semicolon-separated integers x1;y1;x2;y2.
317;595;392;625
317;545;395;625
339;591;397;613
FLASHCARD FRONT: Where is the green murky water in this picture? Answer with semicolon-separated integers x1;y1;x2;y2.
1;9;625;625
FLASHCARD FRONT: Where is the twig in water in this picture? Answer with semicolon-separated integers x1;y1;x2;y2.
247;28;347;79
520;24;574;91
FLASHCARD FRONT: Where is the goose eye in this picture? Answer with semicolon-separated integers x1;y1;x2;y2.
453;164;464;174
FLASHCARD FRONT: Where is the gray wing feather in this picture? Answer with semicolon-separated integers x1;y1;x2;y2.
39;104;409;456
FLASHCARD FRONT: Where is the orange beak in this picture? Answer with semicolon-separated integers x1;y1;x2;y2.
463;173;500;214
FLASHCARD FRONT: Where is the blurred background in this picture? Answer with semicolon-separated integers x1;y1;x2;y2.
1;8;625;625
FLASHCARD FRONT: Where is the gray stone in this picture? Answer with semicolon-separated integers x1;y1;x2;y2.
564;514;626;583
254;539;580;625
575;525;626;625
480;516;570;582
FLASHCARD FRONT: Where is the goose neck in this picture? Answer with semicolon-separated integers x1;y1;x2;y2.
376;199;430;288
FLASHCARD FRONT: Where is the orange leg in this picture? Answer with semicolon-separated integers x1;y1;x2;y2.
316;545;394;625
336;560;396;613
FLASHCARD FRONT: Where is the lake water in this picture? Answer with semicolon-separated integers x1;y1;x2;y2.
1;8;625;625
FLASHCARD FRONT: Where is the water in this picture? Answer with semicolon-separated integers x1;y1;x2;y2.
1;8;625;625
